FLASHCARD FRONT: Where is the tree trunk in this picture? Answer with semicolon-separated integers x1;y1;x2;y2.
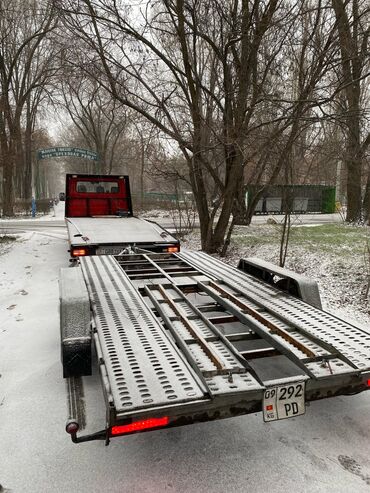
345;121;362;222
232;183;249;225
211;151;244;252
34;158;41;199
245;192;262;225
331;0;363;222
14;125;25;198
2;158;15;216
24;125;33;200
140;137;145;209
363;171;370;224
188;153;212;252
23;98;34;200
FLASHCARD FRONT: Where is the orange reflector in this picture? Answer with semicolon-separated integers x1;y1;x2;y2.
111;417;169;436
167;246;179;253
72;248;87;257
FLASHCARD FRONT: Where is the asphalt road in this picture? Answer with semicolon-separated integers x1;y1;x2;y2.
0;212;370;493
0;211;343;235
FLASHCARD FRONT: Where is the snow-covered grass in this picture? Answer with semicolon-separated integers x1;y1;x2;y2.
0;234;18;256
182;222;370;327
139;208;174;219
0;234;17;243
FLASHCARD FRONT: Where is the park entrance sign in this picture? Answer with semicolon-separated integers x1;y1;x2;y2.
37;147;99;161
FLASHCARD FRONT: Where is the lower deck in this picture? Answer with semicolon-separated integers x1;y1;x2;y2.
77;252;370;436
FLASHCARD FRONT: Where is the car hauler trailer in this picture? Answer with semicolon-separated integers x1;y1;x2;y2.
60;251;370;445
64;173;179;258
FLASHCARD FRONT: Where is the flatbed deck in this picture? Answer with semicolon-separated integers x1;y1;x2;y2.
67;251;370;443
66;216;180;255
67;216;178;252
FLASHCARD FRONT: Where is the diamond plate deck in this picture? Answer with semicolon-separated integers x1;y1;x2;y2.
80;255;206;414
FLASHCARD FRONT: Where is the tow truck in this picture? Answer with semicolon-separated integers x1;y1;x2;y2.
59;175;370;445
64;173;179;258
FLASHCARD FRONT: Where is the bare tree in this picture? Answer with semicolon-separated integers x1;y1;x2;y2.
128;119;161;209
0;0;58;215
56;0;369;249
331;0;370;222
59;72;128;173
57;0;305;252
244;2;343;222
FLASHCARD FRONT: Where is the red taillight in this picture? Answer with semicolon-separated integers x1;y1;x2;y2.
111;417;169;436
72;248;87;257
367;379;370;387
167;246;179;253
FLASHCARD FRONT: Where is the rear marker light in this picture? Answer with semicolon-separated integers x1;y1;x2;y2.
167;246;179;253
111;417;169;436
66;421;79;434
367;379;370;387
72;248;87;257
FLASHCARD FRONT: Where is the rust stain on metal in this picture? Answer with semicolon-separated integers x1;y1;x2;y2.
208;281;316;359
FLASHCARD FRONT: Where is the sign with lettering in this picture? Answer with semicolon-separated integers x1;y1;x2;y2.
37;147;99;161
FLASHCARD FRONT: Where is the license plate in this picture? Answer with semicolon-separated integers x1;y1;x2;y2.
263;381;305;422
97;247;126;255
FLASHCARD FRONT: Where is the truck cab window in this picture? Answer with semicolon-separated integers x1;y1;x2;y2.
76;181;120;193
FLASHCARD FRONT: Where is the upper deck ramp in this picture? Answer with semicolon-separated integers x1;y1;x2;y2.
67;216;177;247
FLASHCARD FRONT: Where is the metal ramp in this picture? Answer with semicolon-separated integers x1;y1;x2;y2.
178;251;370;373
80;255;206;415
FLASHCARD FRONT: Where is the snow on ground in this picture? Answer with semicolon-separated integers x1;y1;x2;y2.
140;208;175;220
1;223;370;492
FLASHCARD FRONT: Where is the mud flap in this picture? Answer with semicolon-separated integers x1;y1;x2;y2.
60;266;92;377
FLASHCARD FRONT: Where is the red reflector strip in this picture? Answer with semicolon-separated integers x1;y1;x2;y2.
72;248;87;257
111;417;169;436
167;246;179;253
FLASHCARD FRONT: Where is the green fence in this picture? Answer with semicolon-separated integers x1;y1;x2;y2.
247;185;336;214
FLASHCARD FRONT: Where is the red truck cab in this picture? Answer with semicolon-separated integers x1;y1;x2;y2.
65;174;133;218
